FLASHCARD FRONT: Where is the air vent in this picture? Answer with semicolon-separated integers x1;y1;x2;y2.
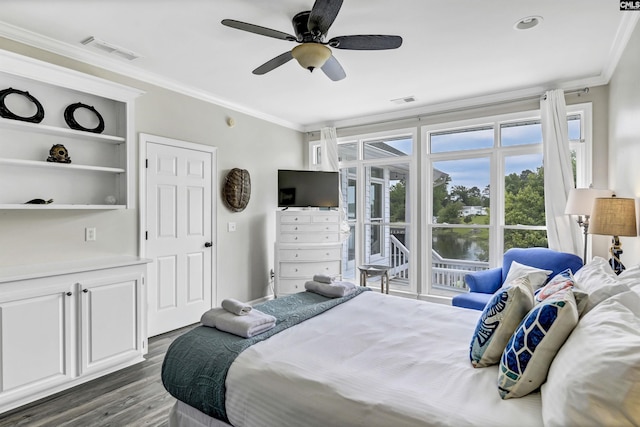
391;96;416;105
81;37;140;61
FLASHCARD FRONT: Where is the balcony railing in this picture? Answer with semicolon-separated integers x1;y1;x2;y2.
431;251;488;292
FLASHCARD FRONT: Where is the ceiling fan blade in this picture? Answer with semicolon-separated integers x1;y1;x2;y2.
252;51;294;75
308;0;343;36
321;55;346;81
222;19;297;41
328;35;403;50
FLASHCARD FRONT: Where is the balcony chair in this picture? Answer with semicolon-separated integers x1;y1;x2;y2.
451;247;583;310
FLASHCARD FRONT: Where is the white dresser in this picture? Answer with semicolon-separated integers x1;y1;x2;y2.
274;210;342;297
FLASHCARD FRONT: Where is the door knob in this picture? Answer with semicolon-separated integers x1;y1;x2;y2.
205;242;213;248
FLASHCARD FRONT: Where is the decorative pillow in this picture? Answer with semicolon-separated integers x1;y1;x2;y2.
498;288;579;399
541;290;640;426
535;269;588;314
574;257;632;316
534;269;575;303
469;277;534;368
504;261;552;291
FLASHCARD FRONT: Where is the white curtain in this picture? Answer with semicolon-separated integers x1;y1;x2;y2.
320;127;351;241
540;89;582;256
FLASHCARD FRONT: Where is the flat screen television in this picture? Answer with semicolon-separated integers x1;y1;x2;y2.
278;169;339;208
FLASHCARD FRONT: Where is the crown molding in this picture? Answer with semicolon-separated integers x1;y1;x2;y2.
0;21;304;132
601;13;640;83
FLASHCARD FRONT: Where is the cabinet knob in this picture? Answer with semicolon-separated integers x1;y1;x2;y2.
295;254;299;257
83;288;89;293
204;242;213;248
66;292;72;296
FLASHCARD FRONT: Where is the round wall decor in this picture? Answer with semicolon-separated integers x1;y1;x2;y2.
223;168;251;212
0;87;45;123
64;102;105;133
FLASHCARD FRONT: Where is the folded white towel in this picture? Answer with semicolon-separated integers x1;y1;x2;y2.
200;307;227;328
214;309;276;338
312;274;333;284
221;298;252;315
304;280;356;298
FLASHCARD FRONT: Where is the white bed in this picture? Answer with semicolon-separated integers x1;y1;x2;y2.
168;291;542;427
165;258;640;427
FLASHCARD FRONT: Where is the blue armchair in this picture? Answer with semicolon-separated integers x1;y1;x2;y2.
452;247;583;310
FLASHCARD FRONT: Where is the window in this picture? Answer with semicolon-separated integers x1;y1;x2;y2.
423;104;592;296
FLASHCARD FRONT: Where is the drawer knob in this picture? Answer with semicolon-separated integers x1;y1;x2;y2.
66;292;72;296
295;254;299;257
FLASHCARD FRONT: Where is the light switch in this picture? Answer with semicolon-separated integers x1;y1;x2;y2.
228;222;236;232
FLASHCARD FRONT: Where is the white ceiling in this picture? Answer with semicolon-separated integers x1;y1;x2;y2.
0;1;637;131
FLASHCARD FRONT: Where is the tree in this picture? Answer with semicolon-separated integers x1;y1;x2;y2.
504;166;547;248
437;201;463;224
389;179;406;222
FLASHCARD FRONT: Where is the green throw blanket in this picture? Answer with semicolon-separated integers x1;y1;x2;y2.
161;287;370;423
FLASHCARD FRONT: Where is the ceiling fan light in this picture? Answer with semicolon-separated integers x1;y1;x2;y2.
291;43;331;72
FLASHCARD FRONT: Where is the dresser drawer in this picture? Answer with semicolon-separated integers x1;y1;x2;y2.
279;214;311;224
279;233;339;244
311;213;339;223
278;247;341;261
280;223;339;233
276;279;306;295
279;261;341;278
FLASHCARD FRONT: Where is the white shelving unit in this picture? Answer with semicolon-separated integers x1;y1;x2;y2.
0;49;142;209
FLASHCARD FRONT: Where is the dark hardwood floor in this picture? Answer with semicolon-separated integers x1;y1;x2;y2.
0;324;197;427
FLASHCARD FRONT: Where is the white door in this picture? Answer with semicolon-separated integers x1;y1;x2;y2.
143;134;216;336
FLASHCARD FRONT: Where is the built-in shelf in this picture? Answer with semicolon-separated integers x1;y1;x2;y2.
0;158;125;173
0;116;125;144
0;49;141;209
0;204;126;210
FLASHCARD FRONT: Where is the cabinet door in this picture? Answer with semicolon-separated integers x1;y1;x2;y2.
0;284;72;397
78;272;143;375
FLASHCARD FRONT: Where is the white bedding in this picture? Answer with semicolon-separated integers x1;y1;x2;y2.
221;291;543;427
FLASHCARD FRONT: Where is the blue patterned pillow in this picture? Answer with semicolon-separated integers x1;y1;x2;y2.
470;277;534;368
498;288;579;399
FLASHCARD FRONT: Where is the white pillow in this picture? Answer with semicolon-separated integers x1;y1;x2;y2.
541;290;640;427
619;264;640;288
574;257;633;316
504;260;552;291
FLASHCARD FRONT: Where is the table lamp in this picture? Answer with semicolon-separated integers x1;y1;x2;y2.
564;188;613;261
589;195;638;274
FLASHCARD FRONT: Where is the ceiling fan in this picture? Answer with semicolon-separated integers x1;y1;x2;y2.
221;0;402;81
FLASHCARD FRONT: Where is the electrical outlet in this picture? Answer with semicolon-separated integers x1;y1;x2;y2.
85;227;96;241
270;269;275;280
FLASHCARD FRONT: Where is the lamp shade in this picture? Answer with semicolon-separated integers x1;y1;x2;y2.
564;188;614;215
291;43;331;71
589;197;637;236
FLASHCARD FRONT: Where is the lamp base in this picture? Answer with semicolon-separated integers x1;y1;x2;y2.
609;235;625;275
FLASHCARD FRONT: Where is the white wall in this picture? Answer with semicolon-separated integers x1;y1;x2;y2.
608;22;640;266
0;38;305;303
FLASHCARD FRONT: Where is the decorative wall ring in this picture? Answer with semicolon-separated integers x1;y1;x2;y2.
64;102;105;133
0;87;45;123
